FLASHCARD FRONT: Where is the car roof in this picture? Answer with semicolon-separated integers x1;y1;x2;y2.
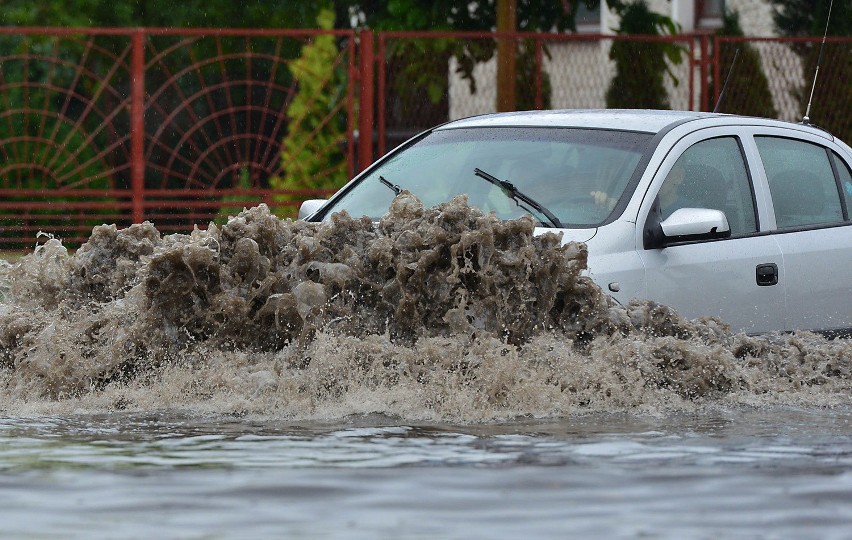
436;109;829;137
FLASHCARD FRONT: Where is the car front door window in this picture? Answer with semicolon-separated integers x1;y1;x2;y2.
657;137;757;234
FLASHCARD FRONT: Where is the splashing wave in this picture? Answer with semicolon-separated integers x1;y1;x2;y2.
1;196;849;420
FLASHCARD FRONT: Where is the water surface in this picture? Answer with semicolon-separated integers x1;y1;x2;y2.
2;408;851;539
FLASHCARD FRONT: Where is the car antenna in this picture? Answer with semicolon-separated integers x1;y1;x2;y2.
802;0;834;125
713;48;740;113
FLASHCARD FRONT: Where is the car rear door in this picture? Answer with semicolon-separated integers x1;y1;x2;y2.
636;128;786;334
748;131;852;335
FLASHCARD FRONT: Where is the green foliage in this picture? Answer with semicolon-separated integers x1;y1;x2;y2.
335;0;585;32
270;8;348;216
798;41;852;142
0;37;113;191
1;0;324;195
341;0;570;124
0;0;319;29
386;38;461;107
605;0;685;110
0;29;123;248
711;10;778;118
0;113;111;191
0;0;133;27
0;109;113;248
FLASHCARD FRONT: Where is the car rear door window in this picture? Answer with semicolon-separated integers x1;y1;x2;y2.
755;137;844;228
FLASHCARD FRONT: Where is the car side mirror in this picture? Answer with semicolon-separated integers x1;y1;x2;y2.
659;207;731;245
298;199;328;220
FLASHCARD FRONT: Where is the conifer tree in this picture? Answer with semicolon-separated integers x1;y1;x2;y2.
271;8;349;216
711;10;778;119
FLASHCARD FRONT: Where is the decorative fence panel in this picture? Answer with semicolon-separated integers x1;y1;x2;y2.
0;27;356;249
0;29;135;247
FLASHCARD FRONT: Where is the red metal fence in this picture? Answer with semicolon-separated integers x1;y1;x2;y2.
1;27;850;251
0;27;357;249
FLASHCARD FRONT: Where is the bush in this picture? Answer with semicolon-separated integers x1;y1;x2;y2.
605;0;684;110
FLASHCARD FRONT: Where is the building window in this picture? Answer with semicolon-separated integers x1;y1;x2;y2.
575;2;602;33
696;0;725;29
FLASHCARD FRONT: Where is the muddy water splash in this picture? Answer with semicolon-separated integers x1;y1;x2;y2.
0;196;849;421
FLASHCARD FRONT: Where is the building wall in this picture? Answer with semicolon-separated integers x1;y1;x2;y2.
724;0;776;36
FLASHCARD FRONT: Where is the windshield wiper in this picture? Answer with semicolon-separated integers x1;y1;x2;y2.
379;175;401;195
473;168;562;228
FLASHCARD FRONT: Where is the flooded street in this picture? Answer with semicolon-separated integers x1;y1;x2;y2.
2;408;851;539
1;202;850;538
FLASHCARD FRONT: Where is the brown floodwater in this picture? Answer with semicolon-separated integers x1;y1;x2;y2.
0;198;850;538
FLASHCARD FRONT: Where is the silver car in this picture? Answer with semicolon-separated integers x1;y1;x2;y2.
300;110;852;336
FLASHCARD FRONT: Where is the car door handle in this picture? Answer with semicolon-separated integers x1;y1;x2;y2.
756;263;778;286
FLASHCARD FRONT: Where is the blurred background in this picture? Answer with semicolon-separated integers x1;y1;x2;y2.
0;0;849;250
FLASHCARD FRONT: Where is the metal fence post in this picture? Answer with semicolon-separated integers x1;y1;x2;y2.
377;34;386;157
700;33;711;112
131;29;145;223
712;34;722;109
358;29;375;172
534;37;543;110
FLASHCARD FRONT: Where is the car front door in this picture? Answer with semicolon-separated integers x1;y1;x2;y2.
636;130;786;334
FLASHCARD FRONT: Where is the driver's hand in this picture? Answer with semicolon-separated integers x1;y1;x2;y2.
591;190;616;210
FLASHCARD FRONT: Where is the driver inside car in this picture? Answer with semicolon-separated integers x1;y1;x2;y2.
658;159;727;221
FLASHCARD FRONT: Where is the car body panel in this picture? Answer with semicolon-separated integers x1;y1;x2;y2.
638;236;786;333
438;109;706;133
773;225;852;333
536;228;598;245
580;220;646;306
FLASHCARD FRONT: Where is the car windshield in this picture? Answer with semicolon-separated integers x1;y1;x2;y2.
321;127;653;227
